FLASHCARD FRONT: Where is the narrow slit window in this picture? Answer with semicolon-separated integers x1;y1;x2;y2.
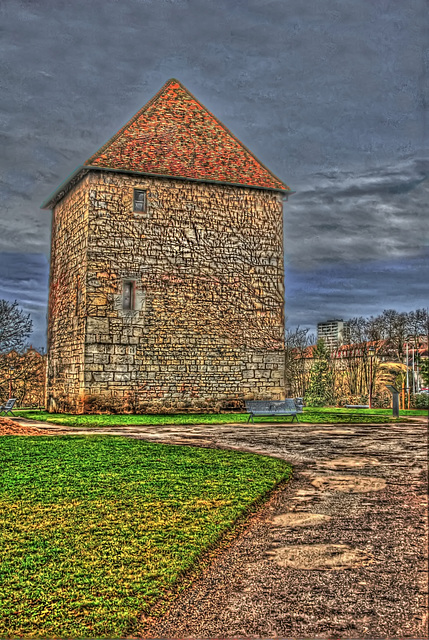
123;281;135;310
75;278;81;315
133;189;147;213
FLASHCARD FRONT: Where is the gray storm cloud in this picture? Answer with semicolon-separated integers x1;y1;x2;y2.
0;0;427;343
285;159;429;269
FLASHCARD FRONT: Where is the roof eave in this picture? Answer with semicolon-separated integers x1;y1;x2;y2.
41;165;293;209
40;166;87;209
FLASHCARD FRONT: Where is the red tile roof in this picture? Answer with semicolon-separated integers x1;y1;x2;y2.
84;79;290;192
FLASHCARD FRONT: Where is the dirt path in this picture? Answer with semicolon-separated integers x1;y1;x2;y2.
10;417;429;638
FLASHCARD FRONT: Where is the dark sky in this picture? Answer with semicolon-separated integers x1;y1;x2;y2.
1;0;428;350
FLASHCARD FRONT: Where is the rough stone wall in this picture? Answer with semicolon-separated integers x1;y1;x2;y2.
46;175;89;412
47;170;286;413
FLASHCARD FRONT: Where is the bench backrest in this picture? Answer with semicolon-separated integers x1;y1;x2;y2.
4;398;16;409
245;399;301;414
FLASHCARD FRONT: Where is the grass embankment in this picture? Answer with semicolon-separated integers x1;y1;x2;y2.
13;406;424;426
0;435;292;638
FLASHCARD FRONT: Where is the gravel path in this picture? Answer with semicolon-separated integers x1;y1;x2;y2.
11;416;429;638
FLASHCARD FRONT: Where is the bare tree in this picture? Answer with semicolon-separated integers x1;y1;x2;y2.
284;326;316;397
334;309;429;405
406;309;429;349
0;300;33;354
0;349;46;406
378;309;409;360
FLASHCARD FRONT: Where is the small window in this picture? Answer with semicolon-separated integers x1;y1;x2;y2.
75;278;81;315
133;189;147;213
123;281;135;310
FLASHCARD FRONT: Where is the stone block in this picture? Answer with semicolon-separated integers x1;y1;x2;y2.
265;353;283;364
104;364;129;373
114;345;128;355
93;354;110;364
114;372;131;382
87;318;109;333
93;372;114;382
88;364;104;372
110;354;134;365
85;344;102;355
270;387;284;398
247;363;260;371
104;344;116;354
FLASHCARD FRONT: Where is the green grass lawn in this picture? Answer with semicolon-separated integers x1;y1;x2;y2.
0;435;292;638
13;406;425;427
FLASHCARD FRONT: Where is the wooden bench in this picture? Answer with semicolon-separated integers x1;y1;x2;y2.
345;404;369;409
245;399;303;423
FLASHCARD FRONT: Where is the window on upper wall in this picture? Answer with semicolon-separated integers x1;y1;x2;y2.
123;281;136;310
133;189;147;213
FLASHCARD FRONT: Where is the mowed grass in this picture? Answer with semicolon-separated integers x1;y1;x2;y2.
13;406;421;426
0;435;292;638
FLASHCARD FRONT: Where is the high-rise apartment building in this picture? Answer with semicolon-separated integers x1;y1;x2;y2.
317;319;350;350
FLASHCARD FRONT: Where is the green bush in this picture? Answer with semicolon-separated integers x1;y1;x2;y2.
336;395;369;407
411;393;429;409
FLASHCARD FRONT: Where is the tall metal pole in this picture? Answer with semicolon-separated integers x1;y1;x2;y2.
406;343;409;392
368;345;376;409
416;353;419;393
412;348;415;394
369;353;373;409
406;343;410;409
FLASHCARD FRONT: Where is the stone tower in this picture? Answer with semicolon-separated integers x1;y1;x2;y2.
42;79;291;414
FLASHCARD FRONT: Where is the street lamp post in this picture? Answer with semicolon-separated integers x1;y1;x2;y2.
368;346;375;409
9;367;14;399
406;342;410;409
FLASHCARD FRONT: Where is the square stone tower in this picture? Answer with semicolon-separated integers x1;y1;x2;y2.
42;79;291;414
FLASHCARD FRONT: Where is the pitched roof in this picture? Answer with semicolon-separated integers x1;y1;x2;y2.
84;79;289;191
41;79;290;208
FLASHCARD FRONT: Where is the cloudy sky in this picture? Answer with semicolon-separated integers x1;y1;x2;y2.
1;0;428;350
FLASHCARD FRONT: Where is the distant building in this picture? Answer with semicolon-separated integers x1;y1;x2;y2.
317;319;350;350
